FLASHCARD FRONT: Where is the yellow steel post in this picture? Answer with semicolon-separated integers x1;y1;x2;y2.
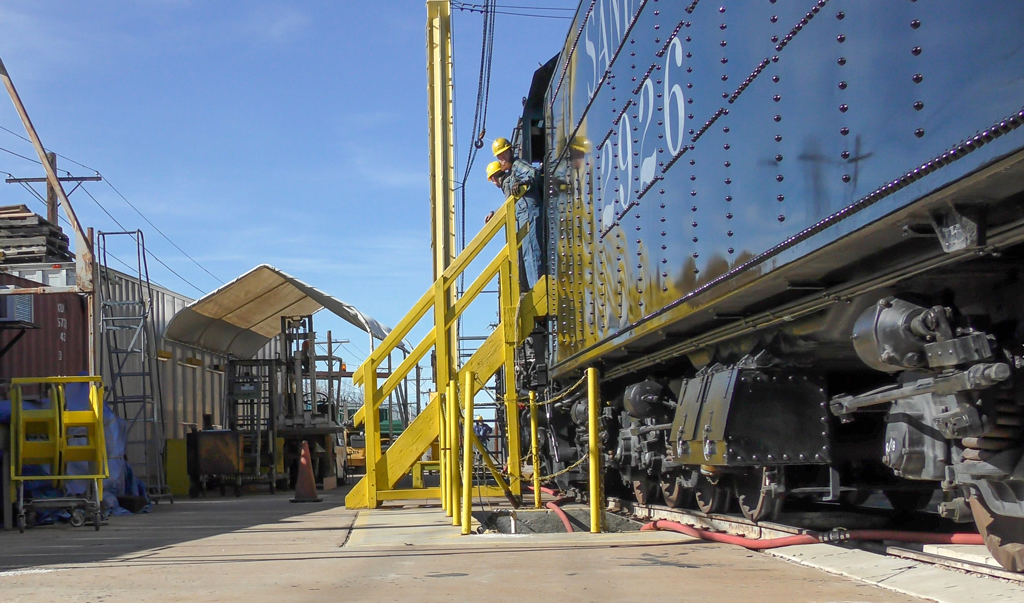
440;384;449;515
500;198;523;498
449;379;461;525
587;367;601;533
364;356;381;508
529;390;541;509
426;0;456;284
427;0;458;413
460;370;475;534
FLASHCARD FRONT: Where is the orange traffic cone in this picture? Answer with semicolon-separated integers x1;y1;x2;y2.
291;441;323;503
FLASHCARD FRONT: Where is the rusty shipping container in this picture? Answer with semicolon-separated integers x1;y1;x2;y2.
0;272;89;386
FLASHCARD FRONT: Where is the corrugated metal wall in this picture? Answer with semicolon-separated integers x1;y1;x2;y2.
100;269;281;440
100;269;230;441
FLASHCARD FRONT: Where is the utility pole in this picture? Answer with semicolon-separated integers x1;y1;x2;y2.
415;363;422;416
6;170;104;212
0;52;99;370
45;152;58;224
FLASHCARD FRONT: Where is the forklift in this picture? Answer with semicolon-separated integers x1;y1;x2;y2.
278;315;346;490
204;314;347;495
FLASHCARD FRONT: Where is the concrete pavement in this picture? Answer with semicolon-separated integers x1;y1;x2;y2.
0;486;930;602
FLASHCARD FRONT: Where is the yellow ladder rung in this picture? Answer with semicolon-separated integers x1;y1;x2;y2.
63;447;101;461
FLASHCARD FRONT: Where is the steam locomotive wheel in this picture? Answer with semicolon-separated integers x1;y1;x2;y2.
969;495;1024;572
660;470;695;509
734;468;782;523
694;474;729;514
632;474;660;505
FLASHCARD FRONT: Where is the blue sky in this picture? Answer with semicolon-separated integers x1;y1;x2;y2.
0;1;577;373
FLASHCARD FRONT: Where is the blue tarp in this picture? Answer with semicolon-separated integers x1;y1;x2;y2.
0;384;152;527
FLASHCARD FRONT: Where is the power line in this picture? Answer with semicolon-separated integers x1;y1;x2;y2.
79;185;206;295
0;126;224;287
452;2;572;19
0;124;99;173
9;180;168;289
0;144;42;165
341;340;366;357
3;165;199;293
102;179;224;285
463;2;574;10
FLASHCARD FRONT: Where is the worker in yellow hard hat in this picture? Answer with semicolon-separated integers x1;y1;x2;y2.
473;415;492;450
491;135;543;290
569;136;591;171
492;137;513;168
486;160;505;188
484;161;507;223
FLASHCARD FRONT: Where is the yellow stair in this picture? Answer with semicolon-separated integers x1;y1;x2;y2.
342;193;552;509
13;385;61;478
10;376;109;486
345;276;548;508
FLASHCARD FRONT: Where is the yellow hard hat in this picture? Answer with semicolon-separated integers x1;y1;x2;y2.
486;160;504;180
492;137;512;156
475;415;484;422
570;136;592;154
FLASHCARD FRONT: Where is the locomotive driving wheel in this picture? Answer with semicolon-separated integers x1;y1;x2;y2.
660;469;695;509
694;473;729;514
733;467;783;523
632;473;660;505
969;495;1024;572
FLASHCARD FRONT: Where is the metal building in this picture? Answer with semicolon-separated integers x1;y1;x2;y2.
1;261;276;452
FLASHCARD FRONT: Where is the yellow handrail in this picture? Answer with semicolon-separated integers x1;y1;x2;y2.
350;192;527;511
355;202;508;381
352;195;517;424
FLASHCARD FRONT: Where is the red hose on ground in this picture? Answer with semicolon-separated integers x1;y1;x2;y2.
525;484;559;496
641;520;816;549
546;500;574;533
641;519;983;549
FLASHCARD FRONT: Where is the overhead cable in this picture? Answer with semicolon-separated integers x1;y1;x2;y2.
0;125;225;287
80;185;206;295
0;144;42;165
0;124;100;173
102;179;224;285
9;180;168;289
452;2;573;19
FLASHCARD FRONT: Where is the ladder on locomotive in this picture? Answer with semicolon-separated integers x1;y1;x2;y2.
97;230;172;503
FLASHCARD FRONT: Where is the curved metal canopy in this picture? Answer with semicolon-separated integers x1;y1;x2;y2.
164;264;402;358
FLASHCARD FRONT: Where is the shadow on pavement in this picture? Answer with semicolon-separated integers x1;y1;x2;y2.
0;486;353;571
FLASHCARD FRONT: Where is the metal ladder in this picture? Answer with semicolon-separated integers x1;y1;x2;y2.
96;230;172;503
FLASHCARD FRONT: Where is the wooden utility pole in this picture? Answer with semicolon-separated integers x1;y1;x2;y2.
45;152;58;224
